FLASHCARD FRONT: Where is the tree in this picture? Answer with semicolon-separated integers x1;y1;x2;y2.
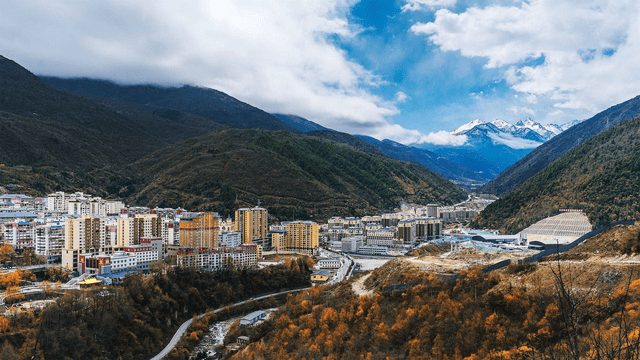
0;245;14;264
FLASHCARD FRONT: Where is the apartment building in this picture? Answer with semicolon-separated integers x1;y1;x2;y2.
172;244;260;270
179;212;220;248
117;214;161;247
283;221;319;256
62;216;108;271
235;207;267;244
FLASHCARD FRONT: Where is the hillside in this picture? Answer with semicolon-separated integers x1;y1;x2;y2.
479;94;640;196
301;130;490;189
41;77;298;132
1;55;466;218
471;115;640;233
132;129;467;219
0;55;166;170
356;135;492;188
306;131;388;157
273;114;329;132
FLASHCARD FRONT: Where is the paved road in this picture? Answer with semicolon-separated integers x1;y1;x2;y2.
319;248;353;284
150;287;311;360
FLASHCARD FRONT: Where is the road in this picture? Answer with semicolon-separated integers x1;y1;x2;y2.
150;287;310;360
318;248;353;284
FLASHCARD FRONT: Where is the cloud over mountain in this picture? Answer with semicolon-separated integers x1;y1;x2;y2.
0;0;429;143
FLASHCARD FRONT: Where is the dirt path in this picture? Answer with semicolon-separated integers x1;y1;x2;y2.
352;273;374;297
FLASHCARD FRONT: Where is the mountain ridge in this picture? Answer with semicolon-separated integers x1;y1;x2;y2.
471;115;640;233
41;77;299;133
478;94;640;196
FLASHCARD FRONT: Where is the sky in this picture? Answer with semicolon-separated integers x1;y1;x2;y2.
1;0;639;145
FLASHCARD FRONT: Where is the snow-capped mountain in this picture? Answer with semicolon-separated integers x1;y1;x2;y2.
452;119;486;135
452;118;582;147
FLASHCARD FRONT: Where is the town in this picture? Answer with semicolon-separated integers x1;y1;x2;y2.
1;188;596;295
0;191;497;288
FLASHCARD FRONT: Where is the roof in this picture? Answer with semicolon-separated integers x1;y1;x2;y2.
0;212;38;218
77;278;103;285
0;194;33;199
242;310;266;321
312;270;331;276
96;270;136;279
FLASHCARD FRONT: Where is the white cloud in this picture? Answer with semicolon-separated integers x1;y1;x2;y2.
415;131;468;146
395;91;409;103
403;0;457;12
0;0;429;143
411;0;640;115
525;94;538;104
509;106;536;117
487;132;542;149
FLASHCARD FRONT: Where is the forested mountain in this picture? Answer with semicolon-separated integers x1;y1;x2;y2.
0;55;466;217
0;55;164;170
132;129;467;219
479;94;640;196
41;77;298;132
355;135;492;188
273;114;329;132
471;115;640;233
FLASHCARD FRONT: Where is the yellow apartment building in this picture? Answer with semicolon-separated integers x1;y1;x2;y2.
284;220;318;256
235;207;267;244
179;212;220;248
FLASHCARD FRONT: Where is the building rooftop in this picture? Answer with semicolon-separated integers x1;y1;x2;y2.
0;212;38;218
520;212;592;238
77;278;103;286
311;270;331;276
0;194;34;199
242;310;266;321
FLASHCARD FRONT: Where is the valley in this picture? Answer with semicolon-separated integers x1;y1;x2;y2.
2;8;640;357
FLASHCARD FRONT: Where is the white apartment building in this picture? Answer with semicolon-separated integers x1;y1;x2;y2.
174;244;260;270
366;227;397;247
357;245;389;256
161;219;179;246
318;258;341;269
34;221;65;256
219;231;242;247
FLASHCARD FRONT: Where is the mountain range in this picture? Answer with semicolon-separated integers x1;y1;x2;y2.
406;117;581;186
452;118;573;144
40;75;593;191
479;94;640;196
471;113;640;233
0;55;466;218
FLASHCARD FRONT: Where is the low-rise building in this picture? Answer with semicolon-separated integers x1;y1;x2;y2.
365;227;397;247
311;270;330;282
172;244;261;270
357;245;389;256
341;236;364;253
240;311;266;325
219;231;242;247
317;258;341;269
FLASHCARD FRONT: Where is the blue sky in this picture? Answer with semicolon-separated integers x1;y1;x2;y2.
1;0;639;144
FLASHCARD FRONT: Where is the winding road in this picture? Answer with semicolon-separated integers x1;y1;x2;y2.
150;287;311;360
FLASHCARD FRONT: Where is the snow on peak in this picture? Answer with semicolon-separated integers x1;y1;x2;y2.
453;119;485;135
491;119;515;131
543;123;563;136
514;118;551;138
